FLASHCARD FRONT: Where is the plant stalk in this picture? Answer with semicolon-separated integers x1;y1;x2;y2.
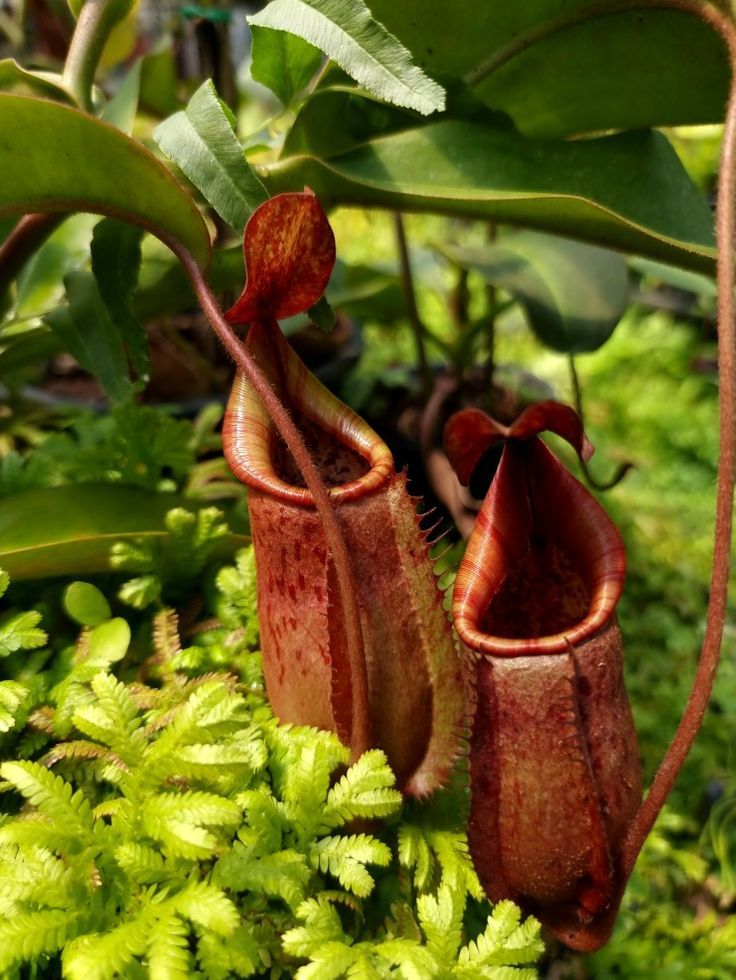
170;241;372;763
621;0;736;874
482;221;497;383
0;214;64;298
568;354;633;491
393;213;433;396
61;0;132;112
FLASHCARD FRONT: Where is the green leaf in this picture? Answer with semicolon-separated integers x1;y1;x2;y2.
87;618;130;665
629;257;718;300
308;295;337;332
251;24;323;106
310;834;391;896
13;213;97;320
62;906;155;980
282;897;347;958
146;912;191;980
0;484;247;580
322;749;402;827
45;271;134;404
283;85;415;159
215;845;311;909
139;40;180;117
416;883;464;965
0;761;95;837
366;1;730;138
174;881;239;935
0;94;210;268
0;60;74;103
91;218;149;381
444;232;629;353
101;60;141;134
0;327;63;378
0;610;46;658
456;900;543;971
266;120;715;272
114;843;169;884
249;0;445;116
0;681;30;733
0;909;83;974
154;80;268;234
63;581;112;627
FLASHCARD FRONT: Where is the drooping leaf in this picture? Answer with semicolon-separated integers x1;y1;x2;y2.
251;25;323;106
264;121;715;272
444;232;630;353
0;94;210;268
248;0;445;116
628;257;718;301
366;0;730;138
91;218;148;381
101;60;141;134
13;213;97;321
0;484;247;580
154;80;268;234
226;191;336;323
45;271;134;404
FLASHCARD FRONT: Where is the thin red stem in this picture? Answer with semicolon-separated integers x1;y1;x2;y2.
0;214;64;295
170;241;371;762
622;0;736;874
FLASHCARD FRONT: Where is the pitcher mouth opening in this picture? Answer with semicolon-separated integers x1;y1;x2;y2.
223;326;394;507
456;579;623;658
453;440;625;659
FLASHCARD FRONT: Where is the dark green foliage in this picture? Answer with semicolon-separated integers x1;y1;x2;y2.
0;403;196;495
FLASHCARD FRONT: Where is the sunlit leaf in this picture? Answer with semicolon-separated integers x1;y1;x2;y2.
265;121;715;272
0;94;210;268
367;1;729;138
249;0;445;116
154;80;268;234
251;25;323;106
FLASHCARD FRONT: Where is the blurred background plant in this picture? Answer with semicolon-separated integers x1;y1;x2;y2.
0;1;734;976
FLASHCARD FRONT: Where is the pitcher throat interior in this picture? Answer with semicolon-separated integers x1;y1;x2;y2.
272;415;371;487
482;536;590;639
